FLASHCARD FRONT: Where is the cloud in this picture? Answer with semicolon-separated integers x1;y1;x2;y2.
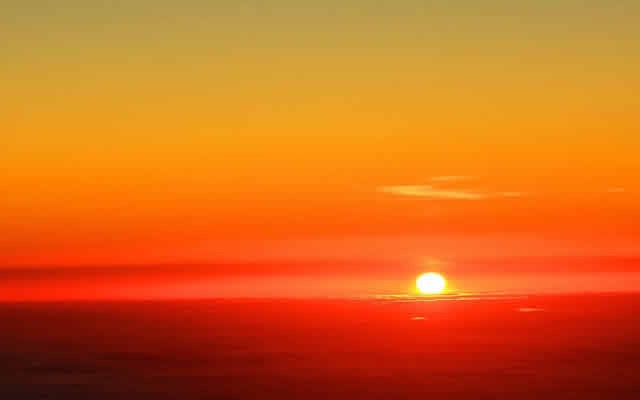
380;185;526;200
607;188;625;193
518;307;545;313
380;176;527;200
380;185;488;200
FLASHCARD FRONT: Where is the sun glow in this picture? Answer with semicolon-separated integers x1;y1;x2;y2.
416;272;447;295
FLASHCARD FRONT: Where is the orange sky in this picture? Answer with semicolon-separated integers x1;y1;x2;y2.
2;1;639;298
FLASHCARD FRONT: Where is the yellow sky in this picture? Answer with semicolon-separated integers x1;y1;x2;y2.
2;1;639;271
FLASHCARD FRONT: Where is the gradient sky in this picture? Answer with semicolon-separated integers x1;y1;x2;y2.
2;1;639;298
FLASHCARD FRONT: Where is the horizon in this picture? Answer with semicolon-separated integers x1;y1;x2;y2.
2;3;640;399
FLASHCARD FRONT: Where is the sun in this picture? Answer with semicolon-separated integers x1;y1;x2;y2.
416;272;446;295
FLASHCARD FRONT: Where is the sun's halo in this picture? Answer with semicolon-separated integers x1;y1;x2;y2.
416;272;447;295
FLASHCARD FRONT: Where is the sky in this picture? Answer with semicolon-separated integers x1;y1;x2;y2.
2;1;639;299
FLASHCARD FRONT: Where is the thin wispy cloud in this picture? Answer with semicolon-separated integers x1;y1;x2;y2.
518;307;545;313
380;178;526;200
380;185;489;200
607;188;626;193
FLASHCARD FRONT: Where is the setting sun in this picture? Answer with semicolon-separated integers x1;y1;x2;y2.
416;273;447;295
